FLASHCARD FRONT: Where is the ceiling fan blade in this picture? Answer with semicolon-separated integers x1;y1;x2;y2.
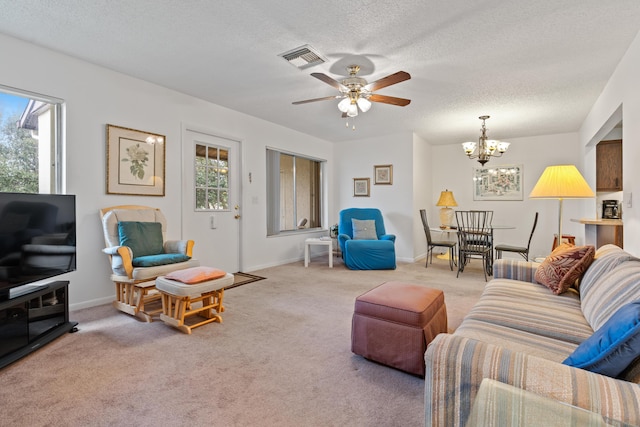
311;73;348;91
364;71;411;92
369;94;411;106
292;95;342;105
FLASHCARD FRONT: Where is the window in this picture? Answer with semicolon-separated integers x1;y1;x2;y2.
266;148;323;235
0;85;63;194
195;143;229;210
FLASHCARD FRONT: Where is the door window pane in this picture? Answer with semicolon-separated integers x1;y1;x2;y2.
195;143;230;210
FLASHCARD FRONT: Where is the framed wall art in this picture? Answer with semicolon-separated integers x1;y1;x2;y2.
473;164;523;201
374;164;393;185
106;124;166;196
353;178;370;197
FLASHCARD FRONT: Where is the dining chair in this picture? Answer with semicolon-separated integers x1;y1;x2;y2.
420;209;456;270
455;210;493;281
495;212;539;261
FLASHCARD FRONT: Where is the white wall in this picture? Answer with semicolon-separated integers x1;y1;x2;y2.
580;31;640;256
413;133;432;259
334;132;416;262
0;33;334;309
431;132;587;261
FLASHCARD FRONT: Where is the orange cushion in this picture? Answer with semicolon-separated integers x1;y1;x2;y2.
535;244;595;295
165;266;227;284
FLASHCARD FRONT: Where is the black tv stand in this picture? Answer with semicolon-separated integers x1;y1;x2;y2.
0;281;77;369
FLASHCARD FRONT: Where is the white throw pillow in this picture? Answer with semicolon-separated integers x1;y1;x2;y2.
352;219;378;240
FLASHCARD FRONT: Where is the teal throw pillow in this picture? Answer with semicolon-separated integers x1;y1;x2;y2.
352;219;378;240
132;253;190;267
562;300;640;378
118;221;164;258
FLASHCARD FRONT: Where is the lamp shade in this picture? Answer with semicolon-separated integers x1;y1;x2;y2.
529;165;594;199
530;164;594;247
436;190;458;207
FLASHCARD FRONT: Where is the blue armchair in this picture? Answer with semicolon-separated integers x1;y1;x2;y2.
338;208;396;270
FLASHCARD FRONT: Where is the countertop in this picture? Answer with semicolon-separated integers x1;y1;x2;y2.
570;218;623;226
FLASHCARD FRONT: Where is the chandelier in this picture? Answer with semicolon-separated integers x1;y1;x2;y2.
461;115;510;166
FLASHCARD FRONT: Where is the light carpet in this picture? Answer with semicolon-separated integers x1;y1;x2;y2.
0;254;489;427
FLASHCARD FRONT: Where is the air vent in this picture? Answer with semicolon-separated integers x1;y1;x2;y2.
278;44;327;70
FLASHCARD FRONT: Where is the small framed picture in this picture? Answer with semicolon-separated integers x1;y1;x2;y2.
353;178;370;197
374;164;393;185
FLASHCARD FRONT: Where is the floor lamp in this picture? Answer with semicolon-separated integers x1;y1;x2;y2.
529;165;594;248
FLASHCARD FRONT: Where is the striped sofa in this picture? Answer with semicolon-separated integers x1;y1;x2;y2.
424;244;640;427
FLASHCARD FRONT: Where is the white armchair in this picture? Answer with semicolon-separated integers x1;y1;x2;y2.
100;205;199;321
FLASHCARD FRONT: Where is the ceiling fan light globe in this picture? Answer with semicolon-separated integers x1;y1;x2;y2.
347;104;358;117
356;97;371;112
337;98;350;112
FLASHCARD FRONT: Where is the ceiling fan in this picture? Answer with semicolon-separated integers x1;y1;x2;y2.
292;65;411;118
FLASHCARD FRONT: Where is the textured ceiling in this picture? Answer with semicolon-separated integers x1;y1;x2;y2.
0;1;639;145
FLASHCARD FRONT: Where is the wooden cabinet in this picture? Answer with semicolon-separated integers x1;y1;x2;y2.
596;140;622;191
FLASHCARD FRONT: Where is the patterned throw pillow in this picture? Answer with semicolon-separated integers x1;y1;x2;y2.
352;219;378;240
535;244;596;295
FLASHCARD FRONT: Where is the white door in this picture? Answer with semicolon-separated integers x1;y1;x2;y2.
182;128;241;272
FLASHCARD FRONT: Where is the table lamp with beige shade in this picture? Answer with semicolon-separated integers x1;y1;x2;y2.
436;190;458;227
529;165;595;247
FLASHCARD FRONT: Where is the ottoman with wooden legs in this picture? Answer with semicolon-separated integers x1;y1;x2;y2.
155;267;234;334
351;281;447;376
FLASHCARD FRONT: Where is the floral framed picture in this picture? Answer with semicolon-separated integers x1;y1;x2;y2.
106;124;166;196
472;164;523;201
353;178;370;197
374;164;393;185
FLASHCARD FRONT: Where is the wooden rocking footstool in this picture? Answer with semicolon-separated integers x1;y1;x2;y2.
155;267;234;334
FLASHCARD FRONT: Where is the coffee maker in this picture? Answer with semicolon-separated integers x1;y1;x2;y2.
602;200;620;219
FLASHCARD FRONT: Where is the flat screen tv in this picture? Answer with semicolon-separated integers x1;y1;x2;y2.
0;192;76;300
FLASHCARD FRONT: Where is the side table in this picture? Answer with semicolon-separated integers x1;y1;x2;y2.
304;238;333;268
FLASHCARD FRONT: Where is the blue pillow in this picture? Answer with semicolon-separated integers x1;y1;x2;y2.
132;253;190;267
118;221;164;258
563;300;640;377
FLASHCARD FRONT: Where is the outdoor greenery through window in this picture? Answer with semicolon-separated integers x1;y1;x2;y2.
266;148;323;235
0;86;62;194
195;143;229;210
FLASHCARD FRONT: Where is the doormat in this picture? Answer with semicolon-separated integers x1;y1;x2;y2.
229;272;266;290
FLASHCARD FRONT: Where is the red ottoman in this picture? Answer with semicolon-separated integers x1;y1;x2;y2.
351;281;447;376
